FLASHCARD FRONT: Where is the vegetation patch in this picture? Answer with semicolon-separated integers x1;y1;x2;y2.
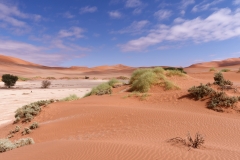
17;76;29;81
41;80;51;88
164;67;187;74
0;138;34;153
22;128;31;135
29;122;39;130
209;67;216;72
14;100;54;123
221;68;230;72
61;94;79;101
165;70;186;77
188;83;214;100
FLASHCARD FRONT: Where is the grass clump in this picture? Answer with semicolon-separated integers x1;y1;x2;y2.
18;76;29;81
108;78;121;87
0;138;34;153
129;69;151;84
14;100;53;123
165;70;185;77
163;80;180;90
85;82;112;97
221;68;230;72
130;70;158;93
22;128;31;135
188;83;214;100
153;67;165;74
61;94;79;101
209;68;216;72
164;67;187;74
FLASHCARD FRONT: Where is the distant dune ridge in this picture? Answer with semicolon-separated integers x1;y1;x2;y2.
188;57;240;68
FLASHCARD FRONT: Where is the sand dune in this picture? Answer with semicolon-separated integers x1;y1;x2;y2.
1;55;240;159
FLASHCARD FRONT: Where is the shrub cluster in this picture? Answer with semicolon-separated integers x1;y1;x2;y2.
29;122;39;130
213;72;233;86
22;128;31;135
164;67;187;74
61;94;79;101
14;100;54;123
221;68;230;72
0;138;34;153
41;80;51;88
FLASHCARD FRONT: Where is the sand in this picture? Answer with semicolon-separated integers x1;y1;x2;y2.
1;55;240;159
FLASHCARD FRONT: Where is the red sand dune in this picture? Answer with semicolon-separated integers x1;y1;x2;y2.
1;55;240;159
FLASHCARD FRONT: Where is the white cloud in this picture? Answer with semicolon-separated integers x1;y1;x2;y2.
63;11;75;18
133;8;142;15
119;8;240;52
58;27;85;38
108;11;122;19
180;0;195;9
125;0;142;8
192;0;223;12
154;9;172;20
233;0;240;5
79;6;97;14
112;20;149;35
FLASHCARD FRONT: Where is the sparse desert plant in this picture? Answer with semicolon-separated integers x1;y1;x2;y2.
130;70;158;92
116;76;129;80
22;128;31;135
85;76;89;79
164;67;187;74
41;80;51;88
209;67;216;72
207;91;239;111
0;138;34;153
168;132;205;149
9;126;21;135
108;78;120;87
14;100;53;123
221;68;230;72
61;94;79;101
188;83;214;100
17;76;29;81
29;122;39;130
213;72;233;86
1;74;18;88
46;77;56;80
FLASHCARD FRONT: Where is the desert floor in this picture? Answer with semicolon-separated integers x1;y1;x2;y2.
1;71;240;160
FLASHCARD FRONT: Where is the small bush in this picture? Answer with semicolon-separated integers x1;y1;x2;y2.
41;80;51;88
209;68;216;72
188;83;214;100
108;79;120;87
14;138;34;148
168;132;204;149
9;126;21;134
2;74;18;88
164;67;187;74
207;92;239;111
221;68;230;72
91;83;112;95
61;94;79;101
85;76;89;79
22;128;31;135
213;72;233;86
130;71;158;93
164;80;180;90
29;122;39;129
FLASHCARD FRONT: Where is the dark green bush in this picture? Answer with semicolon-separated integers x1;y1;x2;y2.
29;122;39;130
208;92;239;111
188;84;214;100
213;72;233;86
1;74;18;88
164;67;187;74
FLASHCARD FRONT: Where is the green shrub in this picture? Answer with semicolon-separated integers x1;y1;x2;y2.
61;94;79;101
84;83;112;97
130;71;158;92
1;74;18;88
221;68;230;72
0;138;34;153
213;72;233;86
188;84;214;100
207;92;239;111
14;100;53;123
108;79;120;87
129;69;151;84
29;122;39;129
209;68;216;72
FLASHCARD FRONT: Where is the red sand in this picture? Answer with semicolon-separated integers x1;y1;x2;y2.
1;55;240;159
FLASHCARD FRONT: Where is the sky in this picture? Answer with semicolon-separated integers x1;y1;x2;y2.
0;0;240;67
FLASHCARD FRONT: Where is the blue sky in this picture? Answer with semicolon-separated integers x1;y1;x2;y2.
0;0;240;67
